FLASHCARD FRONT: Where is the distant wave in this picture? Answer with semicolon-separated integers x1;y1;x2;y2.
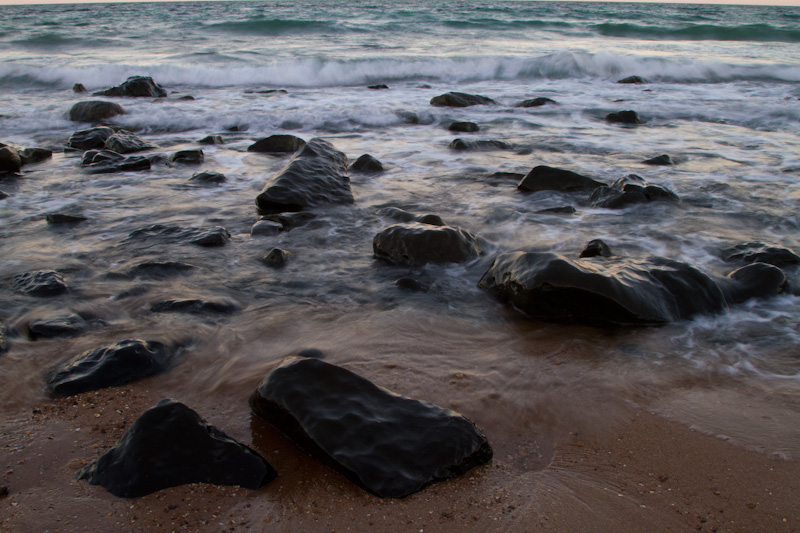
442;18;573;30
595;23;800;43
10;32;115;49
205;18;362;36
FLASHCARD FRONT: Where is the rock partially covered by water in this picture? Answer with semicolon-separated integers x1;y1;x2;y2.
518;165;605;193
430;92;496;107
81;151;152;174
721;242;800;269
515;97;557;108
589;174;680;209
67;126;115;150
606;110;642;124
478;252;731;326
262;248;291;267
0;146;21;173
151;298;239;315
19;147;52;166
0;324;7;355
256;138;353;213
27;312;97;340
247;134;306;154
373;222;481;266
128;261;196;279
69;101;126;123
450;138;514;151
249;356;492;498
198;135;224;145
78;399;276;498
580;239;614;258
642;154;674;166
189;170;226;185
73;83;87;93
617;75;648;84
105;130;157;154
378;207;446;226
448;121;479;133
12;271;68;296
170;149;204;164
349;154;385;173
125;224;230;247
45;339;173;397
719;263;787;305
93;76;167;98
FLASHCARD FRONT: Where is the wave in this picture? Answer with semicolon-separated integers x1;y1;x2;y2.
595;23;800;43
10;32;115;49
442;18;573;31
204;18;362;36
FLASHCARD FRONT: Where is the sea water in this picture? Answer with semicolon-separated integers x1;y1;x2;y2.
1;0;799;459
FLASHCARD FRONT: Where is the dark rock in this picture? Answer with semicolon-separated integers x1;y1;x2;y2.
430;92;496;107
244;89;288;95
719;263;787;304
589;174;680;209
515;97;557;108
128;261;196;279
448;121;479;133
373;222;481;266
249;356;492;498
81;149;123;166
28;313;93;340
225;124;248;132
580;239;614;258
93;76;167;98
198;135;224;145
378;207;446;226
251;219;283;236
642;154;673;166
46;212;88;224
618;75;648;84
189;171;226;185
368;84;389;90
105;130;157;154
349;154;385;173
257;212;317;231
177;95;195;101
255;138;353;213
125;224;230;247
151;298;238;315
606;110;642;124
297;348;324;359
19;148;52;166
0;325;8;355
170;149;204;164
450;138;513;151
83;153;151;174
0;190;8;200
78;399;276;498
488;172;525;182
0;147;21;173
0;485;7;497
721;242;800;268
518;165;605;193
395;110;435;125
12;271;67;296
67;126;115;150
247;134;306;154
262;248;291;267
69;101;126;122
536;206;576;215
73;83;87;93
394;277;428;292
45;339;173;397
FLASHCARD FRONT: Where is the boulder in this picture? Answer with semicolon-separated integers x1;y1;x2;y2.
198;135;224;145
349;154;385;173
721;242;800;269
12;271;67;296
262;248;290;267
150;298;238;315
78;399;276;498
169;149;203;164
589;174;679;209
45;339;173;397
18;148;52;166
373;222;481;266
105;130;157;154
69;101;126;122
450;138;513;151
189;171;226;185
579;239;614;258
518;165;605;193
0;147;21;173
247;134;306;154
606;110;642;124
718;263;787;304
430;92;496;107
448;121;479;133
617;76;648;84
93;76;167;98
642;154;673;166
515;97;557;108
255;138;353;213
249;356;492;498
67;127;115;150
124;224;230;247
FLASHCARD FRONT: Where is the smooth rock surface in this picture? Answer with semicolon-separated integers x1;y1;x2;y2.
606;110;642;124
0;147;21;173
105;130;156;154
449;138;514;151
515;97;557;107
93;76;167;98
448;121;479;133
19;147;52;166
430;92;496;107
189;171;226;184
518;165;605;193
349;154;385;173
69;101;126;122
67;127;115;150
170;149;204;164
721;242;800;269
247;134;306;153
373;222;481;266
642;154;674;166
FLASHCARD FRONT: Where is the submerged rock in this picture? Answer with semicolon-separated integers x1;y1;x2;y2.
67;126;115;150
642;154;674;166
128;261;196;279
449;138;514;151
518;165;605;193
378;207;446;226
0;147;21;173
349;154;385;173
78;399;276;498
448;121;479;133
373;222;481;266
249;356;492;498
27;313;96;340
262;248;291;267
46;212;88;224
606;110;642;124
368;84;389;90
45;339;173;397
0;191;8;200
721;242;800;269
19;147;52;166
150;298;238;315
105;130;157;154
617;75;648;84
589;174;680;209
250;219;283;236
82;151;151;174
124;224;230;247
247;134;306;154
198;135;224;145
189;171;226;185
69;101;126;123
170;149;204;164
93;76;167;98
12;271;67;296
580;239;614;258
255;138;353;213
430;92;496;107
515;97;557;108
719;263;787;304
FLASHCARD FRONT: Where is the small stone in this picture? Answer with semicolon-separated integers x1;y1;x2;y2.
262;248;290;267
349;154;385;173
515;97;557;108
618;75;648;84
251;220;283;237
606;110;642;125
46;213;88;224
368;84;389;90
189;171;226;185
73;83;87;93
198;135;224;145
170;150;204;164
642;154;673;166
448;121;479;133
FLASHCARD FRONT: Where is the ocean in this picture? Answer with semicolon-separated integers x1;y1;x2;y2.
1;0;800;470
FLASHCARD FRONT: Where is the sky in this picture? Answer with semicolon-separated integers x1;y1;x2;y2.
0;0;798;5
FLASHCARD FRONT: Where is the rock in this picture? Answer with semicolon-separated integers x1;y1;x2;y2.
45;339;173;397
0;324;9;355
189;171;226;185
128;261;196;279
721;242;800;269
589;174;680;209
488;171;525;182
450;138;513;151
67;126;115;150
46;212;88;224
618;75;648;84
430;92;496;107
448;121;479;133
378;207;446;226
536;206;576;215
170;149;204;164
81;149;123;166
198;135;224;145
249;356;492;498
73;83;87;93
28;313;94;340
0;485;7;497
78;399;276;498
518;165;605;193
262;248;291;267
395;110;435;125
349;154;385;173
69;101;126;123
479;251;744;326
247;134;306;154
515;97;557;108
12;271;67;296
82;152;152;174
255;138;353;213
151;298;238;315
606;110;642;124
368;84;389;90
0;146;21;173
93;76;167;98
719;263;787;304
373;222;481;266
257;212;317;232
642;154;673;166
250;219;283;236
0;191;8;200
177;95;195;101
105;130;156;154
125;224;230;247
394;277;428;292
244;89;288;96
19;148;52;166
580;239;613;258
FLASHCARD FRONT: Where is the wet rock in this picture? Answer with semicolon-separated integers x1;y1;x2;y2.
606;110;642;124
0;485;7;497
518;165;605;193
93;76;167;98
128;261;196;279
151;298;238;315
349;154;385;173
721;242;800;269
249;356;492;498
45;339;173;397
82;152;151;174
19;148;52;166
78;399;276;498
536;206;576;215
373;222;481;266
262;248;291;267
28;313;95;340
378;207;446;226
430;92;496;107
0;190;8;200
515;97;557;108
448;121;479;133
257;212;317;231
368;84;389;90
125;224;230;247
450;138;514;151
170;149;203;164
198;135;224;145
73;83;87;93
0;325;8;355
394;277;428;292
105;130;157;154
395;110;435;125
251;219;283;236
177;95;195;101
67;126;115;150
189;170;226;185
617;75;648;84
580;239;614;258
719;263;787;304
255;138;353;213
0;146;21;173
589;174;680;209
12;271;67;296
69;101;126;122
642;154;674;166
247;134;306;154
46;212;88;224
